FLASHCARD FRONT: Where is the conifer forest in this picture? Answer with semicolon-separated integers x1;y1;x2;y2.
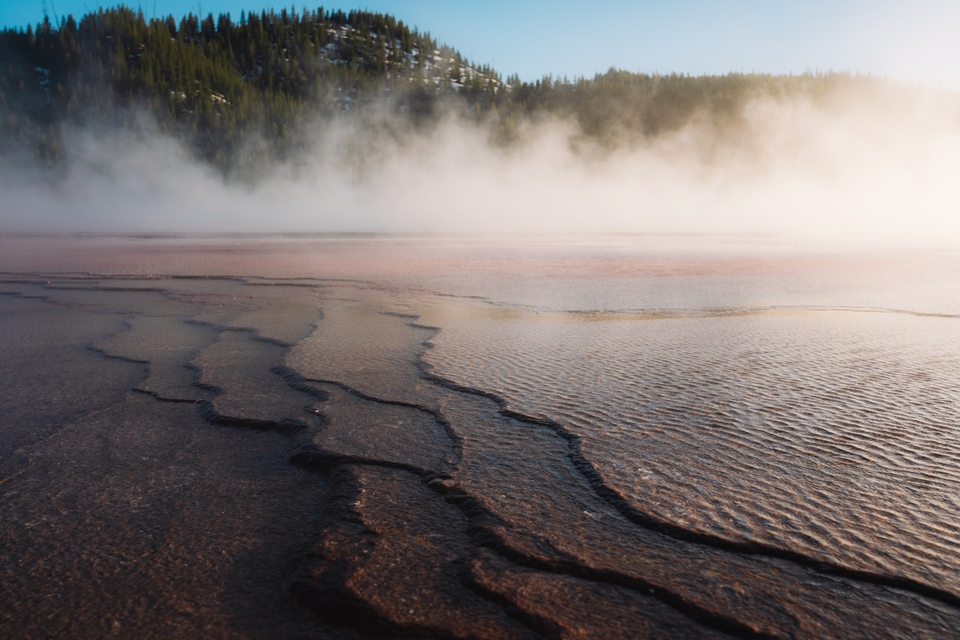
0;6;925;171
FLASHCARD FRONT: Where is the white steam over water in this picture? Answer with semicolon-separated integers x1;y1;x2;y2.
2;88;959;244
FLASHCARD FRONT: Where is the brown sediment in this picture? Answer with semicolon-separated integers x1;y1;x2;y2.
2;273;960;639
288;465;537;639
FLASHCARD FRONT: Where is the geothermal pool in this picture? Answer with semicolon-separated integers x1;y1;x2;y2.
1;235;959;638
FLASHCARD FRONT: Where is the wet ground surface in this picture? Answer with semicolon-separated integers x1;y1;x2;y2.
2;238;960;638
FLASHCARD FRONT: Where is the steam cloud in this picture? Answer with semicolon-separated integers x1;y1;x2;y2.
2;86;959;246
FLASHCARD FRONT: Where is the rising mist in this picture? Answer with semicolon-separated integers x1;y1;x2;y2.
1;7;959;244
2;82;959;245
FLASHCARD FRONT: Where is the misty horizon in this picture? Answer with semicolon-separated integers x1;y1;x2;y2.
3;89;960;245
1;6;959;246
5;5;960;638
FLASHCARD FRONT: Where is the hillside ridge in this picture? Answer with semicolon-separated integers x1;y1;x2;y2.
0;5;923;170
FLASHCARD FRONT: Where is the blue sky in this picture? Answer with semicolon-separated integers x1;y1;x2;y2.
2;0;959;88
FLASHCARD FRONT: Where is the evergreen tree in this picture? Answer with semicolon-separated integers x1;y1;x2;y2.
0;5;922;171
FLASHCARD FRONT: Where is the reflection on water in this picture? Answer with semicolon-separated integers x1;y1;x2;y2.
2;234;960;637
424;306;960;596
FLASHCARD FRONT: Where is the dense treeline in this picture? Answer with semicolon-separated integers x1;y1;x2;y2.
0;5;500;166
503;70;893;147
0;5;912;170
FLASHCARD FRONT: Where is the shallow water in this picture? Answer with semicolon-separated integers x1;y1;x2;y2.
1;235;959;638
423;305;960;594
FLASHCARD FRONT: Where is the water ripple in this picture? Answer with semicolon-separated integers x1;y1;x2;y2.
423;306;960;598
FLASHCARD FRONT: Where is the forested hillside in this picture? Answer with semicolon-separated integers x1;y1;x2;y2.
0;5;921;170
